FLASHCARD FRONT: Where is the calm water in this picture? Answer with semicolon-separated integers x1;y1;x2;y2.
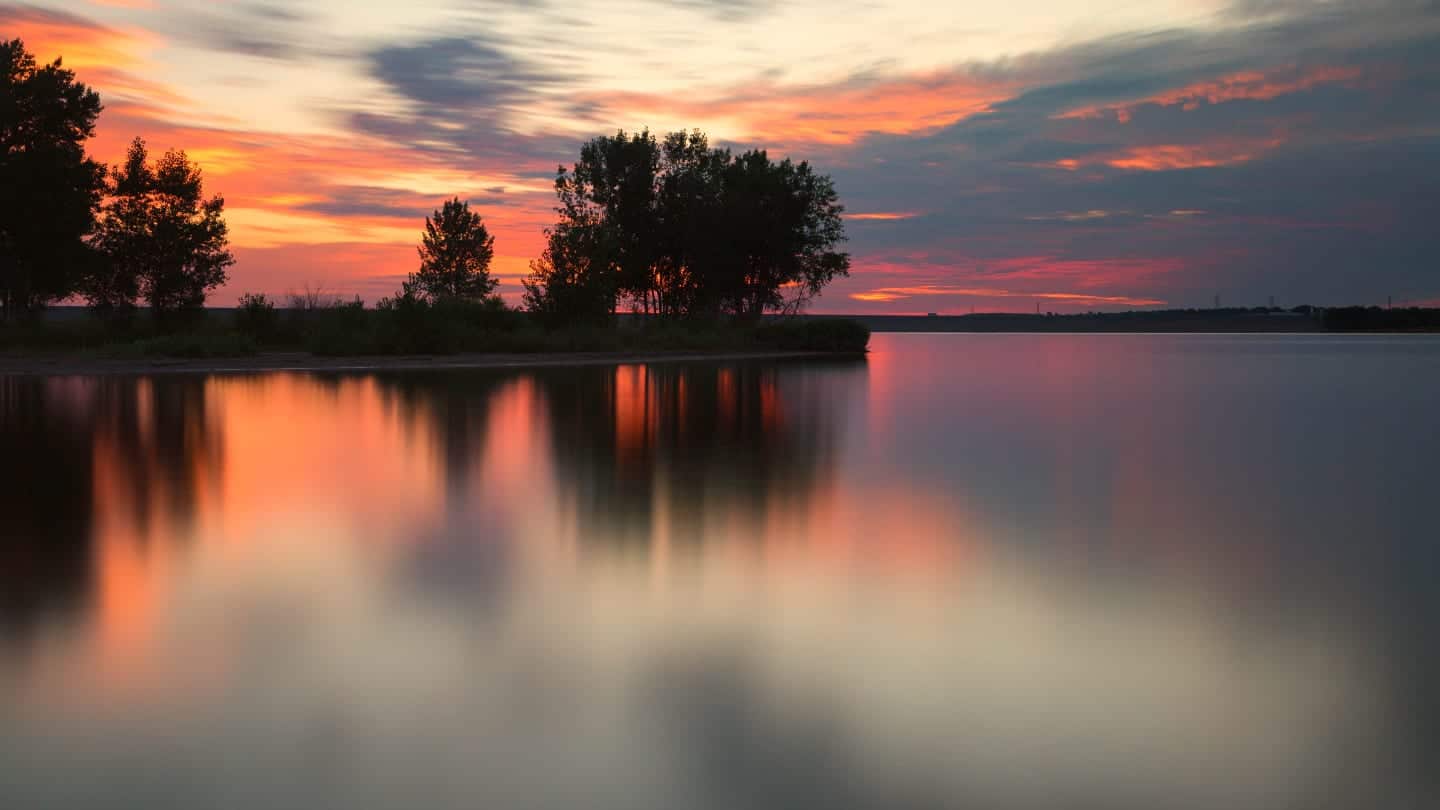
1;333;1437;809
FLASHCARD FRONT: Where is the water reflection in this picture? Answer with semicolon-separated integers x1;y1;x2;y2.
0;339;1435;809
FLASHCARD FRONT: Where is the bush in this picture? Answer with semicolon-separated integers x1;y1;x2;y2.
303;297;380;355
364;293;524;355
234;293;279;341
754;318;869;353
130;332;258;358
1323;306;1440;331
1;319;111;352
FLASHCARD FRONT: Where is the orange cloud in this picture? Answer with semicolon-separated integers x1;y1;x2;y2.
0;5;188;110
0;6;153;71
1105;137;1285;170
597;69;1016;145
1048;137;1287;172
1059;65;1365;121
847;212;921;221
848;285;1165;307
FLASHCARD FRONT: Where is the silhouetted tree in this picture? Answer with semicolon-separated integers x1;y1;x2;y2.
655;129;730;316
522;219;616;326
557;130;664;314
717;150;849;318
84;138;148;315
0;39;105;322
406;198;497;302
92;137;233;317
526;128;849;322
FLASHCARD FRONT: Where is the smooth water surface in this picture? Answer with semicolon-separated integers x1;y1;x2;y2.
2;334;1437;809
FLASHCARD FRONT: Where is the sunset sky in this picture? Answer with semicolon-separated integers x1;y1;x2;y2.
5;0;1438;312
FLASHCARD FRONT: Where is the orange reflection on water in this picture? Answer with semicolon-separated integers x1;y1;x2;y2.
9;360;989;704
614;365;655;460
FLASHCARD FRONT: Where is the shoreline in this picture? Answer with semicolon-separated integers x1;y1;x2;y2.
0;349;858;377
4;330;1435;377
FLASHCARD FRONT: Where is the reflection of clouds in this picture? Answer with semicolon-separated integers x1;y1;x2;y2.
0;525;1401;809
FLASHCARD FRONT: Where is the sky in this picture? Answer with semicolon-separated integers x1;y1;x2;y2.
4;0;1439;313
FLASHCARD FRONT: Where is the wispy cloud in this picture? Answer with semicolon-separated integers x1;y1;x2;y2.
849;285;1165;307
846;212;921;221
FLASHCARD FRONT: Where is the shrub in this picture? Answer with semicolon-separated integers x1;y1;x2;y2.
366;293;524;355
131;332;257;358
754;318;869;353
303;297;380;355
234;293;279;341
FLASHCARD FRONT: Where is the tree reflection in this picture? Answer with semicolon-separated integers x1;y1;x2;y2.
0;378;97;643
0;375;220;646
533;358;862;552
369;370;511;496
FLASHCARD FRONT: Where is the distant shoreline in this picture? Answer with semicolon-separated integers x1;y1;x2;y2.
827;310;1440;334
0;349;855;377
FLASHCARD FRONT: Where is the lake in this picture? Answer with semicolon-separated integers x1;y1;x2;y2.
1;333;1437;809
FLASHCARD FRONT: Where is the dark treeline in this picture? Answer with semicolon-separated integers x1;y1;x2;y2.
835;306;1440;333
1;38;866;356
1322;306;1440;331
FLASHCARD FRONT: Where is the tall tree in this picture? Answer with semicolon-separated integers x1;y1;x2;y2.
718;150;850;318
92;138;234;316
85;139;149;314
555;130;662;313
655;129;730;317
408;198;497;302
0;39;105;322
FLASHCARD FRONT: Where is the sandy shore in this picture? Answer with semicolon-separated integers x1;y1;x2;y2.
0;349;853;377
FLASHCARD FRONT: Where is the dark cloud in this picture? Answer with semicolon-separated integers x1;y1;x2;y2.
297;185;512;219
0;2;106;30
167;3;320;61
818;0;1440;307
367;36;558;111
346;33;582;171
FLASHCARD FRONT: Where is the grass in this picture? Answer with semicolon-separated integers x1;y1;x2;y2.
2;306;869;361
124;332;259;359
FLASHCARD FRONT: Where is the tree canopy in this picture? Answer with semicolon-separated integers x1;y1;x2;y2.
524;129;850;322
91;137;234;316
406;198;497;302
0;39;105;321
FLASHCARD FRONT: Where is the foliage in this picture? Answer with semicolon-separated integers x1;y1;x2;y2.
526;129;849;323
361;292;520;355
128;331;257;358
91;137;234;318
522;220;616;327
234;292;279;340
407;198;497;302
0;39;106;321
753;318;870;353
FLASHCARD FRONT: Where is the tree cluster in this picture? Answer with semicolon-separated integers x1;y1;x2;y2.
5;39;851;332
524;130;850;324
89;138;233;319
0;40;232;323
